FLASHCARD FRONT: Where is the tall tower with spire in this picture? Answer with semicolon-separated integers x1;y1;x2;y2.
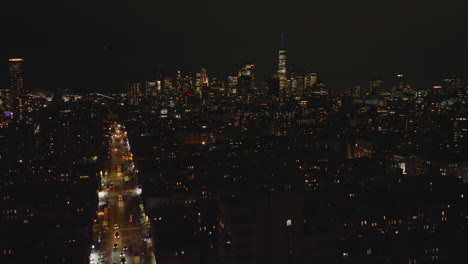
278;34;287;96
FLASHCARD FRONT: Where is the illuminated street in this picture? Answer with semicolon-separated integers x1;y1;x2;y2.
90;124;156;264
4;2;468;262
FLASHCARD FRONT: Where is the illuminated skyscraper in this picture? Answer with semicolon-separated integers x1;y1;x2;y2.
199;68;210;101
289;65;297;93
278;34;287;95
0;86;13;111
175;70;182;91
305;72;317;89
9;58;24;95
145;81;157;97
195;72;202;95
228;74;238;96
354;84;362;98
195;68;209;98
238;63;256;97
444;76;463;98
127;82;142;106
182;74;193;91
396;74;404;91
238;63;255;79
164;77;173;92
2;58;24;110
201;68;209;87
450;115;468;153
370;78;384;96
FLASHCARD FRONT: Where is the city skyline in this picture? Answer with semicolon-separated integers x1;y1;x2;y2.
2;1;468;92
3;1;468;264
0;47;464;95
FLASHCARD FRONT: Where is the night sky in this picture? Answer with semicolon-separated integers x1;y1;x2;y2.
2;0;467;92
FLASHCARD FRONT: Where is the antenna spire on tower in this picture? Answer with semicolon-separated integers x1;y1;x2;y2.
281;33;285;49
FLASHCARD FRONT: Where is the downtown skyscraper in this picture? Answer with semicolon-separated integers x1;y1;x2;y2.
9;58;24;95
1;58;24;111
278;34;287;96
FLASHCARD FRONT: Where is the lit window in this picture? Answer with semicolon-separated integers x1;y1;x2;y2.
286;219;292;227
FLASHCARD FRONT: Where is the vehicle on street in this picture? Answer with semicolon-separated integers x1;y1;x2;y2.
113;244;118;249
123;246;128;251
115;232;119;239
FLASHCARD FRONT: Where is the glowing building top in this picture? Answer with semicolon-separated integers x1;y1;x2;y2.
278;34;287;95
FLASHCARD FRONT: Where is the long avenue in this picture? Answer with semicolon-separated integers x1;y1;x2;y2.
89;123;156;264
